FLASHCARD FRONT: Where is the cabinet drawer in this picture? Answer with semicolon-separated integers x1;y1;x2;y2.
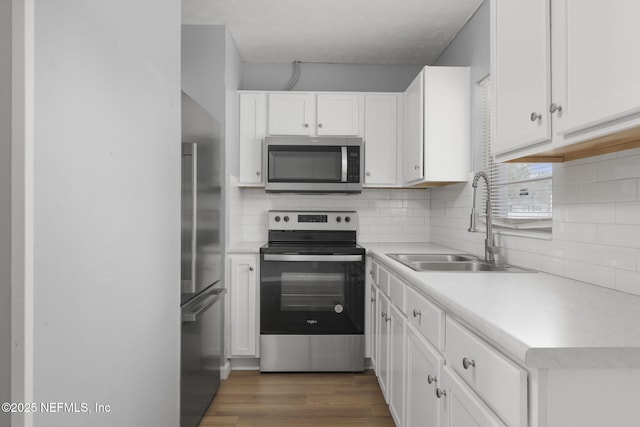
406;286;444;351
377;266;390;296
370;260;379;285
446;317;527;427
388;275;406;314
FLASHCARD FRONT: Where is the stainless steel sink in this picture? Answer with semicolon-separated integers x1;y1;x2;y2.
387;253;479;263
386;253;534;273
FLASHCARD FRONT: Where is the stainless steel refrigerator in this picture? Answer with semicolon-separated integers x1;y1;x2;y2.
180;92;226;427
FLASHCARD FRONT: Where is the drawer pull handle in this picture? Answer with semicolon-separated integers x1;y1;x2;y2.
462;357;476;369
385;314;391;322
427;374;437;385
371;297;376;303
381;312;386;318
435;388;446;399
412;309;421;318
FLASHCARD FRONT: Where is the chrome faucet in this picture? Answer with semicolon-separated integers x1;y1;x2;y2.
468;171;497;263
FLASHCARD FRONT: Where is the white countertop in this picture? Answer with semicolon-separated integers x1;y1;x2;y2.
364;243;640;369
227;241;264;254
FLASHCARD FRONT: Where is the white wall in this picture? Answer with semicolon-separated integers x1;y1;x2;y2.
242;62;423;92
1;0;12;424
23;1;181;426
430;0;640;296
182;25;226;123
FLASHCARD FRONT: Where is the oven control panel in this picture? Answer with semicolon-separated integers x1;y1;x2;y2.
268;210;358;231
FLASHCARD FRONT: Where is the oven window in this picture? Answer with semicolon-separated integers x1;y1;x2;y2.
268;146;342;182
280;272;345;312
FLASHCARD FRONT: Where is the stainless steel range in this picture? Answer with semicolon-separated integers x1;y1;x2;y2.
259;210;365;372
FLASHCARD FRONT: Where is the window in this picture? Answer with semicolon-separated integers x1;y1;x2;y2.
479;77;552;234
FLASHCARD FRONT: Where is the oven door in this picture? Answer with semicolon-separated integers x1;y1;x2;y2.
260;253;365;335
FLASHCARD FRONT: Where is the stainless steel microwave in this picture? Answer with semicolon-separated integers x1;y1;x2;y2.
264;136;363;193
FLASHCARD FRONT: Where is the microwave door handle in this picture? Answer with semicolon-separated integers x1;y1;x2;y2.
341;146;347;182
182;142;197;295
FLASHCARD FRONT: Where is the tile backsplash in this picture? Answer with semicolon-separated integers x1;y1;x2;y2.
229;186;430;245
230;149;640;297
430;148;640;297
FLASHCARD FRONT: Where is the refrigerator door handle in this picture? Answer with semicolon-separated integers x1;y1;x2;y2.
182;142;198;294
182;288;226;323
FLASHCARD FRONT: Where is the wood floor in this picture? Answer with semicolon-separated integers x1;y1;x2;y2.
198;370;395;427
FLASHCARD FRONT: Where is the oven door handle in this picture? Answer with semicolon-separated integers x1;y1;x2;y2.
263;254;362;262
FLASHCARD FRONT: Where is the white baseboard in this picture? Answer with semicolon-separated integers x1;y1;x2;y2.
221;360;232;380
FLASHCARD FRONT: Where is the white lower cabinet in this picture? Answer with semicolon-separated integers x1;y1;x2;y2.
376;292;391;400
388;303;406;427
406;323;444;427
228;254;259;357
371;259;525;427
439;366;506;427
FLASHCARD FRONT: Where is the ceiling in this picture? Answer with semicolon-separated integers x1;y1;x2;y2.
181;0;484;65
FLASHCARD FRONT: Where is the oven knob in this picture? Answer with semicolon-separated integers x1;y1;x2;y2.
284;216;290;222
345;216;351;223
274;216;281;222
336;216;342;223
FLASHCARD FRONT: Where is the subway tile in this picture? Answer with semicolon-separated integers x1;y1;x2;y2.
577;179;637;203
389;216;425;225
563;260;616;290
595;154;640;181
553;162;597;185
402;199;430;209
368;199;403;208
553;184;580;204
404;225;429;235
615;270;640;296
615;202;640;224
575;243;637;271
553;203;616;224
390;189;429;200
359;216;391;226
553;222;597;243
535;239;579;260
379;208;410;216
597;224;640;248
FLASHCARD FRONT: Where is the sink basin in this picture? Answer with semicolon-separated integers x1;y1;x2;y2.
387;253;479;263
386;253;534;273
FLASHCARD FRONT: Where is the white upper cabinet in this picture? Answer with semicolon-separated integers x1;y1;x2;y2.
491;0;551;156
403;73;424;183
238;92;266;185
403;66;470;186
492;0;640;162
267;93;315;135
552;0;640;136
364;94;401;187
267;92;360;136
316;93;361;136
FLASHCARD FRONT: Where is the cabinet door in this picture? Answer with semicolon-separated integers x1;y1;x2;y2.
406;324;444;427
366;283;379;368
388;303;406;427
551;0;640;136
238;93;266;185
267;93;314;135
364;94;399;186
376;293;391;401
229;255;259;357
440;367;506;427
403;71;424;183
316;93;360;136
491;0;552;156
